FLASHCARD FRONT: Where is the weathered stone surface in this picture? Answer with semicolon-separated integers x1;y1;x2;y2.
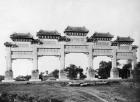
2;70;14;82
86;68;97;80
29;69;41;81
3;26;138;82
58;69;69;81
109;68;121;79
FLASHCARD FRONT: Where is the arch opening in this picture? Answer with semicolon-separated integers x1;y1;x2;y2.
65;53;88;74
38;56;60;74
12;59;32;78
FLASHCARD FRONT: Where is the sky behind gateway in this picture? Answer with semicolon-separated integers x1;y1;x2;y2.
0;0;140;77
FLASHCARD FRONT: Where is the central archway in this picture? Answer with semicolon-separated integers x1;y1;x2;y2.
93;56;111;79
65;53;88;74
93;56;111;70
38;56;60;74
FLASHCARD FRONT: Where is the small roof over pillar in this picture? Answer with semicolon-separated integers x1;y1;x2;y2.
58;36;70;42
132;45;138;50
4;42;18;47
31;39;43;44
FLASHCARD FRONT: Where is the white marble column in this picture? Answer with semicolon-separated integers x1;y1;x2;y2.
6;47;12;71
2;47;14;82
30;45;41;81
33;47;38;70
60;44;65;70
86;45;96;80
58;44;67;80
129;53;137;79
88;47;93;69
132;50;137;70
110;48;120;79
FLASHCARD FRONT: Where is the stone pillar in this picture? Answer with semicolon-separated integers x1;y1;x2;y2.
86;45;96;80
129;53;137;79
2;47;14;82
30;46;41;81
109;48;120;79
58;44;68;80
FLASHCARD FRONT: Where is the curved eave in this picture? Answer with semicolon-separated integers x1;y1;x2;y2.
132;45;138;50
92;36;114;38
64;26;89;33
58;36;71;42
4;42;18;47
91;33;114;38
37;33;61;36
115;36;134;43
111;41;118;46
115;41;134;44
31;39;43;44
10;33;33;39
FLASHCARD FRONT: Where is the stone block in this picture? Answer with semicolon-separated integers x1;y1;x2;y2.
29;69;41;81
2;70;15;82
86;68;97;80
58;69;69;81
109;68;121;79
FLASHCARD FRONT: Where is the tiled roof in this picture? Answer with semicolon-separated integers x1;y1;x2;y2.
58;36;70;42
10;33;33;39
37;30;61;36
4;42;18;47
31;39;43;44
111;41;118;46
115;36;134;42
86;37;96;42
91;32;114;38
64;26;89;33
132;45;138;50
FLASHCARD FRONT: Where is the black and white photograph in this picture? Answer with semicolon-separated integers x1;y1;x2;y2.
0;0;140;102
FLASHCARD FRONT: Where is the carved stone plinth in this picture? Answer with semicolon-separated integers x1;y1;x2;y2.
29;69;41;81
86;68;97;80
109;68;121;79
2;70;15;82
58;69;69;81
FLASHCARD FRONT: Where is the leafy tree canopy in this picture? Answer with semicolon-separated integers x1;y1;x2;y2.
64;64;86;80
98;61;112;79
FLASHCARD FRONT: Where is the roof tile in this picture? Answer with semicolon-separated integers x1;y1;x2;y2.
64;26;89;33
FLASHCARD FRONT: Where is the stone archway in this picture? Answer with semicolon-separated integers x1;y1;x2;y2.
2;26;138;82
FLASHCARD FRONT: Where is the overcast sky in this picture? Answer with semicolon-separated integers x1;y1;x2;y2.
0;0;140;77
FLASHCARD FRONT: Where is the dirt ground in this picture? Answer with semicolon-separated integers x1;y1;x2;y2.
0;80;140;102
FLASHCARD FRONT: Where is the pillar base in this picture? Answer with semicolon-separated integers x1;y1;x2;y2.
86;68;96;80
110;68;120;79
2;70;14;82
30;69;41;81
58;69;69;81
